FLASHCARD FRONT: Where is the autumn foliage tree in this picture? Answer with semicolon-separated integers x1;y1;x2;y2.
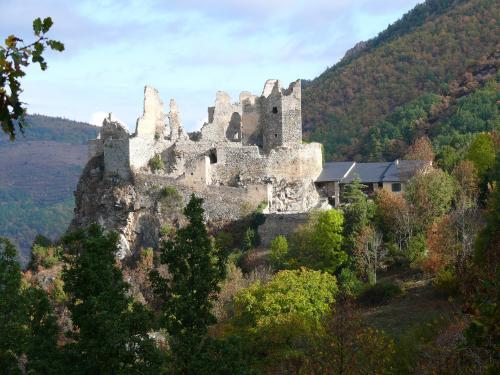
404;135;435;163
375;189;414;253
353;226;385;284
305;300;395;375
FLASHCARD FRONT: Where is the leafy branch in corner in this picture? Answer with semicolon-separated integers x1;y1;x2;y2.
0;17;64;140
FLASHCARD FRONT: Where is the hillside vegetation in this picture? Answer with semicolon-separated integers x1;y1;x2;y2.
0;115;98;260
303;0;499;160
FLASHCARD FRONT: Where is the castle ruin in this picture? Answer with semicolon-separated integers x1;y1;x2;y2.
89;79;325;216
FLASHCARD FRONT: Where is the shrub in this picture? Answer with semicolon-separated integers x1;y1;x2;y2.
51;277;67;303
29;245;61;270
407;233;427;264
338;268;364;297
148;154;165;172
433;269;459;297
160;224;174;237
358;281;402;306
228;250;243;266
242;228;256;251
269;235;288;269
215;231;234;252
159;186;182;209
141;248;154;268
160;186;180;200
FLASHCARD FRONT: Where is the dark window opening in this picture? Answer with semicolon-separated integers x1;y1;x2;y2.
209;149;217;164
378;182;383;188
272;106;278;114
391;182;401;192
274;133;278;138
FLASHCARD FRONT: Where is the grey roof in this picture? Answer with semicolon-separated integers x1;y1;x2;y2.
316;162;355;182
316;160;426;184
383;160;427;182
342;162;392;183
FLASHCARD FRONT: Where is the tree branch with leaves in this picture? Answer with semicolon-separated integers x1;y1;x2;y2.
0;17;64;139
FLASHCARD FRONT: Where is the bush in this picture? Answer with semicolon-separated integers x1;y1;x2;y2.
160;224;174;237
29;245;61;270
160;186;180;200
433;268;458;297
215;231;234;252
338;268;364;297
141;248;154;268
228;250;243;266
159;186;182;209
242;228;256;251
269;235;288;269
148;154;165;172
407;233;427;264
51;277;67;303
358;281;402;306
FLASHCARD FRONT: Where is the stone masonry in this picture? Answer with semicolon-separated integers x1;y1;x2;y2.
89;79;324;215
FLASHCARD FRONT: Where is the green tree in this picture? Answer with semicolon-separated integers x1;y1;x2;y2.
466;133;496;203
1;17;64;139
269;235;288;269
405;168;457;230
0;238;61;374
242;227;256;251
466;152;500;373
62;224;160;374
151;194;228;373
288;210;347;274
342;179;374;249
466;133;495;178
0;238;27;373
230;268;338;372
24;286;62;374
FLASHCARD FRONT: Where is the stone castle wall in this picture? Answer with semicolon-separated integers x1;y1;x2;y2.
89;79;325;217
257;213;309;247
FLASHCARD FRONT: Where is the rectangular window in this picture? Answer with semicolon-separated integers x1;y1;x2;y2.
391;182;401;192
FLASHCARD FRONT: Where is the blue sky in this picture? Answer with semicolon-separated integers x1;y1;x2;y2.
1;0;422;131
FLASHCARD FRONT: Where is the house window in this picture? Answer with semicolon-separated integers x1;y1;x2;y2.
272;106;278;114
391;183;401;192
274;133;278;138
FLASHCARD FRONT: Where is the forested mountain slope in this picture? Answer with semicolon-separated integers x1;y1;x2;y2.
0;115;98;260
302;0;499;161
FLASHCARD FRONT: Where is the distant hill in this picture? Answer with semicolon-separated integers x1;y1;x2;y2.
0;114;99;261
302;0;499;161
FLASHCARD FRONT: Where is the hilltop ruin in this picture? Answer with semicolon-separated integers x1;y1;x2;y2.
89;79;324;215
74;80;325;256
